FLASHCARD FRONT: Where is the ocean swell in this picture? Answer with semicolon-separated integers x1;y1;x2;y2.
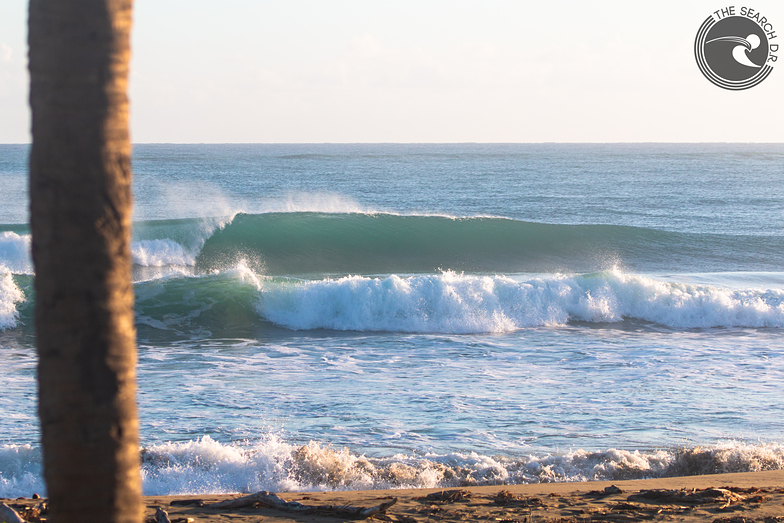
196;212;784;275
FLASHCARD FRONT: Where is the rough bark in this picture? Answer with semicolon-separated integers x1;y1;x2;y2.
28;1;141;522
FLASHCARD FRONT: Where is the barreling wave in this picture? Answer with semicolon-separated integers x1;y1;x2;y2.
3;212;783;276
2;213;784;333
197;213;783;275
3;437;783;497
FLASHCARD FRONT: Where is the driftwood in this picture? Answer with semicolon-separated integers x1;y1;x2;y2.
155;506;172;523
0;503;25;523
207;491;397;519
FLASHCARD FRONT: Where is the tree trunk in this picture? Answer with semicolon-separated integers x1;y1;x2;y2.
28;1;141;522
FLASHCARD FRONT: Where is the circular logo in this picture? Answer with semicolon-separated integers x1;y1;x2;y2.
695;7;778;90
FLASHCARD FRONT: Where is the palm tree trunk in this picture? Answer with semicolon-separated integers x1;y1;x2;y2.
28;1;141;522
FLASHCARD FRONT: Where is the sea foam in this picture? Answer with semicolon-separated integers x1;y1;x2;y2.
3;438;783;498
0;231;32;274
0;270;25;330
132;239;196;267
257;270;784;332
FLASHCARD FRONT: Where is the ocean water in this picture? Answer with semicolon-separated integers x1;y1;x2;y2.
1;143;783;497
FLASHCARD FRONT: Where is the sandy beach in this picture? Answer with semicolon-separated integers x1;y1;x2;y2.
5;470;783;522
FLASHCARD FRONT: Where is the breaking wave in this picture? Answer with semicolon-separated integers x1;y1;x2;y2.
258;270;784;332
195;212;784;275
2;438;783;497
0;270;25;330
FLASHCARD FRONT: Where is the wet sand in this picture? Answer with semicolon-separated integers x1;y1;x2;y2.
7;470;784;522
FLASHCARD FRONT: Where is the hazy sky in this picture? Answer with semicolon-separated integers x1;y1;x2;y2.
1;1;782;143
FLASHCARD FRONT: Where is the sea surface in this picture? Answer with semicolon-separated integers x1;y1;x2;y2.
1;143;783;496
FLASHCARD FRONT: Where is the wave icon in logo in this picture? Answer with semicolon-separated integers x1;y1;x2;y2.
695;9;776;90
707;33;762;68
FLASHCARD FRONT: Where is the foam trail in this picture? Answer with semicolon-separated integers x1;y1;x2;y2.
257;270;784;333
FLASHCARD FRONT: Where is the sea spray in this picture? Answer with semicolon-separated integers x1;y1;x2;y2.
0;445;43;499
0;232;32;275
132;239;195;267
0;270;25;330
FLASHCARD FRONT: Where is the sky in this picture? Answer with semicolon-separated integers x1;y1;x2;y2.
1;0;782;143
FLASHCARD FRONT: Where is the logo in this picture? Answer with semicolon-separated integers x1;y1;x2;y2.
695;6;778;90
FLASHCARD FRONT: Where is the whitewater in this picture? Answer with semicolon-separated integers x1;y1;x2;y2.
1;143;783;497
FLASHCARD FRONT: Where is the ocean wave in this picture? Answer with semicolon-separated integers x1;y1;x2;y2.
258;270;784;332
196;212;784;275
4;212;783;276
3;266;782;335
0;444;43;499
0;270;25;330
132;239;196;267
3;438;783;498
0;231;32;275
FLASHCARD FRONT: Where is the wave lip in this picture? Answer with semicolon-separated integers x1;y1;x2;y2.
257;270;784;333
132;239;196;267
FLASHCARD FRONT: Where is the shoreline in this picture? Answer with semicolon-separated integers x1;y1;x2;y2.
6;470;784;522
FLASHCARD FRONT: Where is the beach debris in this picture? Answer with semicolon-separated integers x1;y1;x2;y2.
711;518;761;523
586;485;624;498
169;499;205;507
155;506;171;523
0;503;25;523
373;515;418;523
15;504;45;523
416;489;472;503
627;487;746;506
719;486;769;494
491;490;545;508
207;490;397;519
144;516;193;523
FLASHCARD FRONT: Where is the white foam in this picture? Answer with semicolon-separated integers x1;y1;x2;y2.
11;438;784;498
0;231;32;274
0;444;44;499
257;270;784;333
3;438;783;498
132;239;196;267
0;269;25;330
137;439;784;492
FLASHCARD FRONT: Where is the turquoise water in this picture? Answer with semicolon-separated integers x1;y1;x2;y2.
1;143;783;496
